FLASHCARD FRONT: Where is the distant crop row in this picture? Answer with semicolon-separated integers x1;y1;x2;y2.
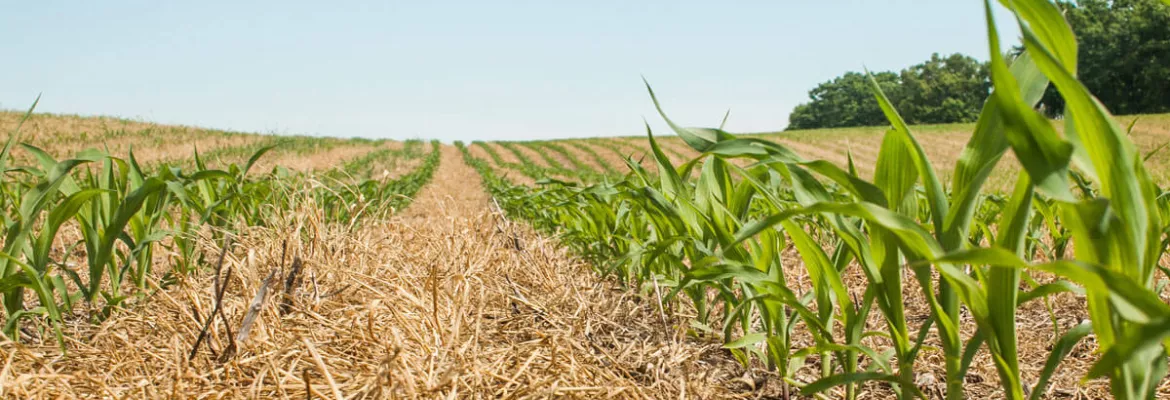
470;140;615;183
470;135;719;185
465;3;1170;399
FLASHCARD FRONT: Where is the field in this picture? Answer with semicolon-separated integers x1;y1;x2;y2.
466;113;1170;190
3;104;1170;399
5;7;1170;399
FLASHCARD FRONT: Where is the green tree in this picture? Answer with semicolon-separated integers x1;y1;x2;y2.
786;53;989;130
1038;0;1170;116
896;53;990;124
786;71;901;130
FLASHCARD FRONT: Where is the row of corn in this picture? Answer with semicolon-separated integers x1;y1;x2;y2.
465;2;1170;399
0;113;439;349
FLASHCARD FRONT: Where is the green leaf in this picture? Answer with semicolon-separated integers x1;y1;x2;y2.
865;69;947;235
983;0;1074;201
243;145;276;176
0;273;33;293
1029;322;1091;400
645;124;686;200
933;248;1170;323
87;178;169;301
1018;280;1083;305
783;220;853;312
0;94;40;174
872;128;919;213
997;0;1078;72
0;252;65;349
33;188;108;269
723;332;766;349
1015;0;1158;283
943;50;1049;247
644;78;735;152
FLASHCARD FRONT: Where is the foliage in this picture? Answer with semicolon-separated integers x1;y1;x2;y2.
788;54;990;129
787;71;903;129
476;3;1170;399
314;140;442;226
477;140;616;183
897;53;992;124
1034;0;1170;116
792;0;1170;128
0;115;438;348
566;141;620;175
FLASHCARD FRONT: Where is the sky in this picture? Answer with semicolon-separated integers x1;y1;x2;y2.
1;1;1023;142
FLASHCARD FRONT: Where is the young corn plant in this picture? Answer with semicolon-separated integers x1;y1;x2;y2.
0;100;89;344
468;1;1170;398
1;111;438;348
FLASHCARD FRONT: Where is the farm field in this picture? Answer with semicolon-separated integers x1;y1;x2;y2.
5;102;1170;398
0;110;762;398
470;113;1170;191
4;6;1170;397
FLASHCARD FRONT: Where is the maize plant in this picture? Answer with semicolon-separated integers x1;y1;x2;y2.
0;106;440;348
468;2;1170;398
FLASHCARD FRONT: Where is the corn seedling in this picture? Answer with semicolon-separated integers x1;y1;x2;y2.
470;3;1170;398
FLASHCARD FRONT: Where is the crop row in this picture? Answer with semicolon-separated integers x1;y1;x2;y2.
465;4;1170;399
0;109;440;347
471;140;614;183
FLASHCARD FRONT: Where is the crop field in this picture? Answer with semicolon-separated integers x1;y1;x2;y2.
6;4;1170;400
469;113;1170;191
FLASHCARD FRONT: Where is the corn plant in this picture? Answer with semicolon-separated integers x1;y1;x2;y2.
470;2;1170;398
1;112;437;348
522;141;611;181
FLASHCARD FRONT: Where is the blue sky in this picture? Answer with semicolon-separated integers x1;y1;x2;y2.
2;1;1022;142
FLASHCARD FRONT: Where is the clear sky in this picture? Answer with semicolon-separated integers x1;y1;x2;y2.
2;1;1022;142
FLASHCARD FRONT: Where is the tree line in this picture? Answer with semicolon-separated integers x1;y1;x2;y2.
787;0;1170;130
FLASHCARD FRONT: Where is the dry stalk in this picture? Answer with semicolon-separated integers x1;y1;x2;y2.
236;268;279;345
303;337;344;400
190;237;234;361
280;257;305;315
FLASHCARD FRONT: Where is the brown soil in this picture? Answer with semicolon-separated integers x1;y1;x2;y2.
467;144;500;168
1;112;265;163
1;111;166;146
247;143;379;172
485;142;522;166
348;141;422;181
136;135;269;165
531;144;574;170
559;141;617;174
383;151;424;181
509;144;552;169
603;138;661;171
465;144;536;186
